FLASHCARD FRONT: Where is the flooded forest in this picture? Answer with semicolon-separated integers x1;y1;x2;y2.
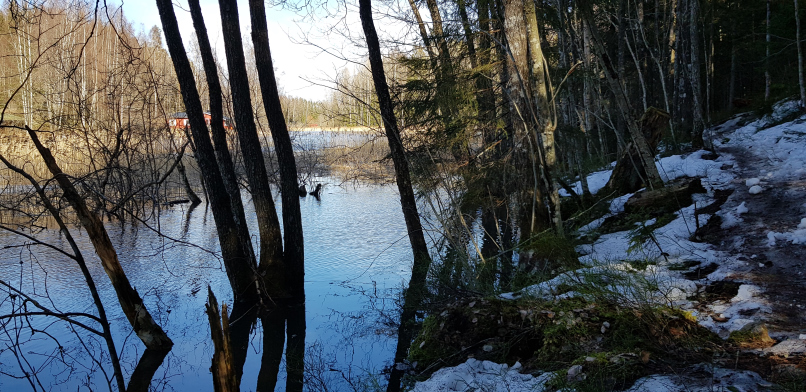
2;0;806;391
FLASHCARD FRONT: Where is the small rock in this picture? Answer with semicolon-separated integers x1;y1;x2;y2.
799;334;806;340
711;314;729;322
585;356;596;362
567;364;584;381
468;301;476;308
749;185;763;194
482;344;493;352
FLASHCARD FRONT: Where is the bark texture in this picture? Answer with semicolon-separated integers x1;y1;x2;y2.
206;288;238;392
357;1;434;391
218;0;286;282
248;0;305;301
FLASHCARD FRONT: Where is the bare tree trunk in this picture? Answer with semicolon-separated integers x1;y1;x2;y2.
206;288;237;392
358;2;434;391
690;0;704;147
218;0;286;282
797;0;806;107
524;0;562;235
728;3;738;111
177;160;202;205
248;2;307;389
248;0;305;302
26;128;173;351
156;2;265;384
187;0;251;244
406;0;437;65
157;0;258;301
578;1;664;190
766;0;771;101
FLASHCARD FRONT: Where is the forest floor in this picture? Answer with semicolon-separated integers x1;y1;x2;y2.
409;101;806;391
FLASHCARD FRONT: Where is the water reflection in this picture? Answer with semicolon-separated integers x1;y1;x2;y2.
0;181;411;391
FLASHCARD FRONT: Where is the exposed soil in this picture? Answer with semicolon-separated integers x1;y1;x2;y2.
700;117;806;382
710;119;806;335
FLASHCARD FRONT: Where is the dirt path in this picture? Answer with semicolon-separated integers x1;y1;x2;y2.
709;116;806;337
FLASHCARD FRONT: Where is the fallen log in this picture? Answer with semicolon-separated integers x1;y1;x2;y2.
623;177;706;215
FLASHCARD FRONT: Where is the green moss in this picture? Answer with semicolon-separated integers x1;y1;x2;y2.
512;232;582;290
727;323;775;348
407;294;723;389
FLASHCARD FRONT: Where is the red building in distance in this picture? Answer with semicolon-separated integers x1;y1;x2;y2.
169;112;234;131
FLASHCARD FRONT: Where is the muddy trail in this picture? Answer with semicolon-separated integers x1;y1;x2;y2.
709;115;806;336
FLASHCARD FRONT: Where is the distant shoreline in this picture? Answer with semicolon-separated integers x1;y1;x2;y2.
289;126;377;133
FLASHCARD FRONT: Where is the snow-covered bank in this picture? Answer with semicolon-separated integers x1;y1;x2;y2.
412;101;806;391
412;359;774;392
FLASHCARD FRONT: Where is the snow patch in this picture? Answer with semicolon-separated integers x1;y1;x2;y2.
736;202;748;214
626;365;771;392
745;178;761;186
767;229;806;246
411;359;552;392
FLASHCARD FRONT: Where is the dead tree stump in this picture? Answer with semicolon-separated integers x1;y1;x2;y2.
606;107;670;195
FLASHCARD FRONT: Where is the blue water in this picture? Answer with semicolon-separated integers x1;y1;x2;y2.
0;182;413;391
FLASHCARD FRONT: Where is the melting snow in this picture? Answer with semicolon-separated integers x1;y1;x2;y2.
418;101;806;390
411;359;552;392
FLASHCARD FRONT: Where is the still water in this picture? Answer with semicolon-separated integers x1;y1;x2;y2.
0;182;415;391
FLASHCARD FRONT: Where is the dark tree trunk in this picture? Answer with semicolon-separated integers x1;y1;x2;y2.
187;0;251;250
578;1;664;190
156;1;263;384
605;107;670;195
218;0;286;286
475;0;497;141
157;0;257;302
248;0;305;301
177;160;201;205
358;1;434;391
248;2;307;389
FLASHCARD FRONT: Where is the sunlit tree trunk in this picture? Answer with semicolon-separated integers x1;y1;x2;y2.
524;0;562;235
